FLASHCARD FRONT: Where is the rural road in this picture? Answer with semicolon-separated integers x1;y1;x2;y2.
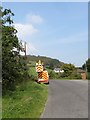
41;80;88;118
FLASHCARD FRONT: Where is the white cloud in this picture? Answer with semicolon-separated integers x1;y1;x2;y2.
13;13;44;54
14;23;38;40
26;14;43;24
14;23;39;55
14;14;44;40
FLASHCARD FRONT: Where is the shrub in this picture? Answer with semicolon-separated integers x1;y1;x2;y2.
49;71;57;79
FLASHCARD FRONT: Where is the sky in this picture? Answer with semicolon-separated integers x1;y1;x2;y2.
2;2;88;67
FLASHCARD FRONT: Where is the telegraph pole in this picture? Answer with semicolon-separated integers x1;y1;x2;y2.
24;41;26;57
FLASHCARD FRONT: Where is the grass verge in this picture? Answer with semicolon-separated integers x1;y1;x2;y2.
2;80;48;118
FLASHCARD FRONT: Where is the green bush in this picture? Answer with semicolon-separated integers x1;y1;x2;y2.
49;71;57;79
87;72;90;80
69;70;82;79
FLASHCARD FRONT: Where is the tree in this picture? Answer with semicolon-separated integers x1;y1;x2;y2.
1;7;28;92
49;62;54;70
82;63;86;70
49;71;57;79
82;59;90;72
86;58;90;72
61;63;75;77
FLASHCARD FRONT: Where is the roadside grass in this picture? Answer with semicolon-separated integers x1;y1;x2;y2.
0;97;2;119
0;82;2;119
28;66;37;77
2;80;48;118
3;64;48;118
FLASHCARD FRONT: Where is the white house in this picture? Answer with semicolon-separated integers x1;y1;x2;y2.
54;68;64;73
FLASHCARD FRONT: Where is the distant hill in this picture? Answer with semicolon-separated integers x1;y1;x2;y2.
26;55;64;69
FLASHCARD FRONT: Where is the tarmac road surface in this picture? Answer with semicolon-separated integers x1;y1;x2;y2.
41;80;88;118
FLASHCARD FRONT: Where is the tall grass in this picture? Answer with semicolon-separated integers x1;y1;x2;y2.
2;80;48;118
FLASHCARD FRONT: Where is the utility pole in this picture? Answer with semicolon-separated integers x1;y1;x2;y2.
85;61;88;79
24;41;26;57
19;40;26;57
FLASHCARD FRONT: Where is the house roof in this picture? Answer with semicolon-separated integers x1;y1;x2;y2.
77;69;86;73
54;68;61;71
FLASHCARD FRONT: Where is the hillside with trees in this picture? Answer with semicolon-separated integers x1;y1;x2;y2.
26;55;64;69
26;55;82;79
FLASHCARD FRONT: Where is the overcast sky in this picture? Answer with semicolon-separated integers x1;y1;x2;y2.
2;2;88;67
